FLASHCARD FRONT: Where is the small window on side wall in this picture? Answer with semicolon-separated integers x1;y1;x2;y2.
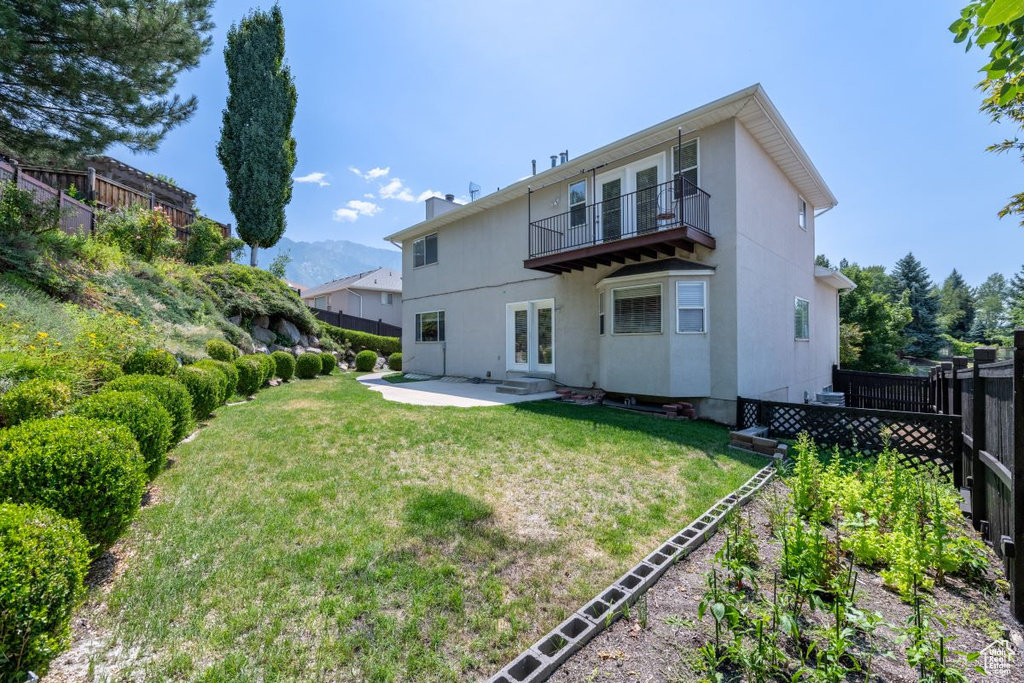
794;297;810;341
416;311;445;342
413;233;438;268
381;292;394;305
676;281;707;333
798;198;807;231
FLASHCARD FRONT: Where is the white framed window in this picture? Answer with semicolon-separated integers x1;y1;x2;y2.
676;281;707;333
672;138;699;193
599;291;605;335
798;197;807;231
415;310;445;342
612;284;662;334
313;296;327;310
413;233;438;268
795;297;810;341
381;292;394;305
569;179;587;229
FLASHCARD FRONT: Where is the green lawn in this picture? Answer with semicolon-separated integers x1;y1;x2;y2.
89;374;762;682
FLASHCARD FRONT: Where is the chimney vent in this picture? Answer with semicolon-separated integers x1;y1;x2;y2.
531;159;537;175
559;151;568;165
550;155;557;168
445;193;455;202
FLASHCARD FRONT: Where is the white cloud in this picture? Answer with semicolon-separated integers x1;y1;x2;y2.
416;190;444;202
349;166;390;181
294;171;329;187
364;193;375;199
379;178;415;202
332;199;382;223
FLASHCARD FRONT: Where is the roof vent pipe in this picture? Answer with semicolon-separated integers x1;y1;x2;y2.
531;159;537;175
445;193;455;202
550;155;557;168
559;150;568;165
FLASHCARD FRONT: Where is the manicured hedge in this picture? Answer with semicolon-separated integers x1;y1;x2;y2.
355;350;378;372
0;378;72;427
320;324;400;357
255;353;276;385
205;338;239;362
319;352;336;375
176;366;223;420
388;352;402;371
194;359;239;398
123;348;177;376
72;391;172;479
295;352;322;379
271;351;295;381
234;356;264;395
0;503;91;680
86;360;123;388
104;374;194;443
0;416;147;549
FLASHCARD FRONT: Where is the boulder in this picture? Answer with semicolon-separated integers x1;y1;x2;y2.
227;314;242;326
254;343;269;354
269;343;291;354
298;334;309;347
275;319;301;345
373;356;386;370
252;326;276;345
309;335;320;347
253;314;270;329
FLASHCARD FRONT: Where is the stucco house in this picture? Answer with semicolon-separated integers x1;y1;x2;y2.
300;267;403;328
385;85;854;423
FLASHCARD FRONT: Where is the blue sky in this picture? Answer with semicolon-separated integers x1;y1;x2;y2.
110;1;1022;286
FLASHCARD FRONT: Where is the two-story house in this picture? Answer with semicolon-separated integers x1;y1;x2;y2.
385;85;853;423
300;267;403;329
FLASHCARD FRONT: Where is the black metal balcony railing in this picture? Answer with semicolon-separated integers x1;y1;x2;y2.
528;174;710;259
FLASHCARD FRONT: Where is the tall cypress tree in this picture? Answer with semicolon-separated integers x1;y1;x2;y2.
890;252;943;358
217;5;297;267
938;268;976;339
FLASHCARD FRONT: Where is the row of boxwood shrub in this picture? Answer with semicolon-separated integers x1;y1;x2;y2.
319;323;400;357
0;342;342;680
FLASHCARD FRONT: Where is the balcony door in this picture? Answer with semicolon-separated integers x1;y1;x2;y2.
598;176;622;243
595;153;667;241
506;299;554;373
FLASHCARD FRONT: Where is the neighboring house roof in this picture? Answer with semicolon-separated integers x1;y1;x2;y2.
301;267;402;299
386;84;836;244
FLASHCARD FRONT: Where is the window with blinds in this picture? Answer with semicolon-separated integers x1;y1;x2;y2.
673;139;699;194
676;281;706;333
416;310;445;342
794;298;810;340
613;284;662;334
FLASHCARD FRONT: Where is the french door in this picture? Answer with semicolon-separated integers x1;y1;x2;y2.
506;299;554;373
595;153;666;241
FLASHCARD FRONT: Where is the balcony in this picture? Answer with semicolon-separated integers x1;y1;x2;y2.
525;175;714;274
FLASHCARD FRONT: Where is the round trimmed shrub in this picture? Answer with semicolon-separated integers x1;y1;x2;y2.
271;351;295;381
122;348;177;376
0;503;91;679
72;390;172;479
87;359;123;388
205;338;239;362
175;366;223;420
355;350;378;372
255;353;276;385
234;356;264;395
319;352;336;375
295;352;322;379
104;374;194;442
0;416;147;549
388;352;402;371
194;359;239;398
0;378;72;426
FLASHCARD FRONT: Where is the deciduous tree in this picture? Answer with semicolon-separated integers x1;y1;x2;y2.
938;269;977;338
217;5;297;268
890;252;944;358
838;263;912;372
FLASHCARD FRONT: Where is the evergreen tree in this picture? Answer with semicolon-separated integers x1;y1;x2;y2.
839;263;912;372
0;1;214;161
890;252;943;358
217;5;297;268
966;316;988;343
937;268;976;338
1008;264;1024;327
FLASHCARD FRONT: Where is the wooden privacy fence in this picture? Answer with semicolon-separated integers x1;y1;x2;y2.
735;397;961;483
0;159;95;236
309;307;401;338
832;366;934;412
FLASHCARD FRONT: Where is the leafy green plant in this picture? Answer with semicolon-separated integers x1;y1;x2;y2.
123;348;177;376
791;433;828;523
0;503;91;681
271;350;294;381
72;390;173;478
388;352;402;371
95;205;176;262
193;359;239;398
104;374;194;443
183;218;245;266
319;351;336;375
205;338;239;362
320;323;400;357
0;377;72;426
0;416;147;550
175;365;223;420
354;350;377;372
255;353;276;385
234;355;264;394
294;352;321;379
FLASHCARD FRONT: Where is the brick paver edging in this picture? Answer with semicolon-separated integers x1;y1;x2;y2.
485;462;777;683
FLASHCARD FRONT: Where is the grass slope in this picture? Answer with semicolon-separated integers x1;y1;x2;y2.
89;375;761;681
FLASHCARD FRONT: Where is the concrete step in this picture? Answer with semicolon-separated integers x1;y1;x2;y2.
495;378;555;395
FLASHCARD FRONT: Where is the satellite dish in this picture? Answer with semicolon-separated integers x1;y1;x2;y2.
468;181;481;202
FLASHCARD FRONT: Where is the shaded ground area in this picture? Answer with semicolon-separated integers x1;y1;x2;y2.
550;480;1024;683
44;373;761;682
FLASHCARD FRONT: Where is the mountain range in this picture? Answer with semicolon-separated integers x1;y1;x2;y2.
254;237;402;288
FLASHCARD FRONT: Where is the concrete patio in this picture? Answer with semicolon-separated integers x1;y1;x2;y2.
357;372;559;407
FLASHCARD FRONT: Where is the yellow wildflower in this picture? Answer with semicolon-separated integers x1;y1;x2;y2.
28;344;35;350
12;323;21;329
37;331;48;339
0;302;6;309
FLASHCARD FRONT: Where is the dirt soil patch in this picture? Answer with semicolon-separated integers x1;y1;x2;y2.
550;480;1024;683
